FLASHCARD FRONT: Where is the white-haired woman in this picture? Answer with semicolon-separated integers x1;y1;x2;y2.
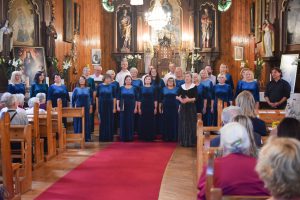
236;91;267;136
8;71;25;95
25;97;46;114
197;122;269;199
256;138;300;200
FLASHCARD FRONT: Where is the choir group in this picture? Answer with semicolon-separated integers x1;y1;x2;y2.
3;58;291;147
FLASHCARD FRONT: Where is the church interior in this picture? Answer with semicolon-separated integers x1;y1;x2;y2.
0;0;300;199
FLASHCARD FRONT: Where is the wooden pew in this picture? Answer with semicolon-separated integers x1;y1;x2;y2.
257;109;285;128
10;124;32;194
210;188;269;200
197;99;226;178
0;113;21;200
62;105;85;149
54;99;65;152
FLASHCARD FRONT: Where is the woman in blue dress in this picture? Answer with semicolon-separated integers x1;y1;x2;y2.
47;73;70;107
160;77;179;142
130;67;143;134
199;69;214;126
236;69;260;109
83;66;96;133
107;70;120;135
175;67;185;87
8;71;25;95
150;68;165;136
117;75;138;141
218;63;234;90
193;73;207;115
138;75;157;141
97;74;116;142
72;76;93;142
211;74;233;126
48;73;70;128
30;71;48;97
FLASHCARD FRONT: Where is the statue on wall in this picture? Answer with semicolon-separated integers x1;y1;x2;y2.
201;8;213;48
46;21;57;58
119;9;131;52
0;20;13;58
262;19;275;57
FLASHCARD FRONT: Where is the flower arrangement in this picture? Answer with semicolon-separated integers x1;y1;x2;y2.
47;57;59;73
254;57;265;80
188;53;203;64
125;54;142;68
5;58;23;79
61;55;72;79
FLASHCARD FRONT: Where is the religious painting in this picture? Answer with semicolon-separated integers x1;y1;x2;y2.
149;0;182;47
255;0;262;42
199;3;216;50
64;0;74;43
91;49;101;65
287;0;300;45
13;47;47;86
280;54;299;93
9;0;35;46
74;3;81;34
234;46;243;61
116;5;132;52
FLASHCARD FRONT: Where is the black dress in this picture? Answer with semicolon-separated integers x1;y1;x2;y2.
177;84;198;147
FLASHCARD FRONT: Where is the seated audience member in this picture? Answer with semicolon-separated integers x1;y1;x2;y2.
15;93;26;109
5;94;28;125
198;122;269;200
232;115;261;156
256;138;300;200
236;91;267;136
210;106;242;147
271;117;300;141
25;97;46;114
0;92;26;115
36;92;47;110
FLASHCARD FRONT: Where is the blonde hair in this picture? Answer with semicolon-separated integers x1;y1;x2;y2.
193;73;200;84
217;73;227;80
232;115;258;157
245;69;254;81
240;68;249;79
236;91;256;118
106;70;115;75
175;67;183;79
129;67;138;74
10;71;22;85
256;138;300;199
199;69;208;80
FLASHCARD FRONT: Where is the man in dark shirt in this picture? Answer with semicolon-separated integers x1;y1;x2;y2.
264;67;291;109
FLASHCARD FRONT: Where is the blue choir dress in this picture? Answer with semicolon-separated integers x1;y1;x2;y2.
118;86;138;141
97;83;116;142
175;79;185;87
132;79;143;134
47;84;69;107
160;87;179;142
111;81;120;134
139;86;157;141
212;84;233;126
200;79;214;126
30;83;48;97
8;83;25;95
151;78;165;135
87;77;96;133
72;87;93;142
196;84;206;114
236;80;260;102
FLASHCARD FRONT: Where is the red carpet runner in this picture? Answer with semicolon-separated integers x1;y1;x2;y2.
36;142;176;200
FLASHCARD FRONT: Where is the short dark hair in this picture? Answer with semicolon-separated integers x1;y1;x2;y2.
271;67;283;78
77;76;88;87
123;75;132;86
277;117;300;141
52;73;61;80
143;74;152;85
34;71;45;83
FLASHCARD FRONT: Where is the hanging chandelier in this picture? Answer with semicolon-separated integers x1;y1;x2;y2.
145;0;171;31
130;0;143;5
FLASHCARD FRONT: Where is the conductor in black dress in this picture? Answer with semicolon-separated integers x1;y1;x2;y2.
176;71;198;147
